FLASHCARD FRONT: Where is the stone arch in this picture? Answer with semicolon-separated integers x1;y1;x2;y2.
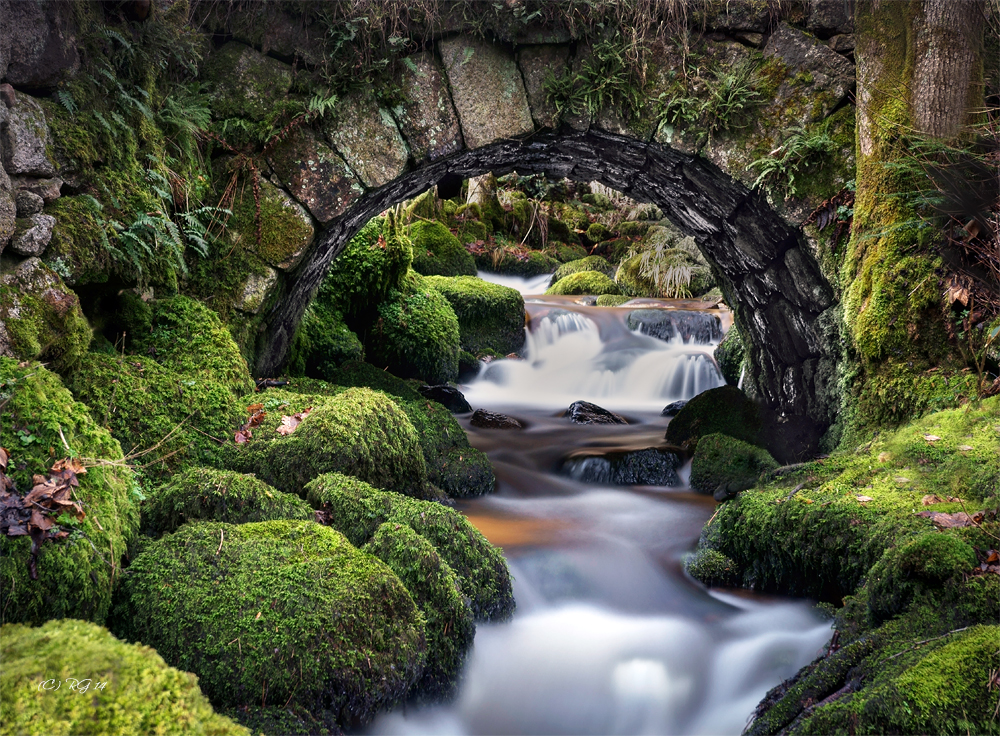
252;31;853;454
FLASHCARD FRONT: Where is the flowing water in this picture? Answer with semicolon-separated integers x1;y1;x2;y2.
368;275;831;736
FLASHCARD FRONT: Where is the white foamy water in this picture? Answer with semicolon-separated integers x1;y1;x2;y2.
463;307;725;413
476;270;554;295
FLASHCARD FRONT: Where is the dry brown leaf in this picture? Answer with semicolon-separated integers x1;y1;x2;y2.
921;494;943;506
877;452;891;462
276;407;312;437
855;495;874;503
957;445;974;452
916;510;974;529
922;434;941;442
0;447;8;472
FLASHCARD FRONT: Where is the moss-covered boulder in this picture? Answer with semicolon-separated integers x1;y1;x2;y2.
142;467;313;537
554;242;588;262
615;250;714;298
457;217;490;245
596;294;632;307
364;522;475;699
286;370;496;499
306;472;514;622
689;433;779;497
714;324;746;386
683;548;739;588
475;249;559;277
0;360;139;625
545;270;621;296
226;176;314;271
366;278;461;385
665;385;762;448
124;295;254;398
585;222;613;243
548;255;615;286
70;352;244;478
1;619;249;736
409;220;477;277
423;275;526;357
223;386;430;499
111;520;425;722
286;303;365;381
0;257;92;372
204;41;294;121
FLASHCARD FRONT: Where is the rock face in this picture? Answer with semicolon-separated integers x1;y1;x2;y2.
439;37;534;148
470;409;524;429
394;52;464;163
1;1;80;88
204;41;293;121
627;309;723;344
10;212;54;256
517;45;570;129
233;267;278;314
267;128;364;223
2;95;56;177
324;92;409;188
660;400;687;417
566;400;627;425
419;384;473;414
562;448;681;486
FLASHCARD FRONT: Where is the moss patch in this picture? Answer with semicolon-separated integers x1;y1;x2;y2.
305;472;514;622
142;466;313;537
409;220;477;277
1;619;248;736
286;304;364;382
665;385;762;447
0;360;139;625
423;275;526;357
111;520;425;723
689;433;779;495
545;270;621;296
549;255;615;285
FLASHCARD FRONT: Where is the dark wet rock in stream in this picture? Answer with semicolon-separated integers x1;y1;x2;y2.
561;448;681;487
660;400;688;417
419;384;473;413
566;400;628;425
470;408;524;429
627;309;723;344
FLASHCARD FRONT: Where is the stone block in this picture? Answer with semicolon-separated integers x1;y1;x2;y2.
517;45;569;129
235;266;278;314
14;189;43;215
267;128;364;223
11;212;55;256
1;0;80;89
10;175;62;202
438;36;534;149
204;41;293;121
2;94;56;177
0;190;14;253
323;92;409;188
807;0;854;37
393;51;463;163
763;23;855;123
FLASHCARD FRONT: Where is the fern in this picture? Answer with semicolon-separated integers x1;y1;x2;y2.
750;124;837;199
56;90;77;116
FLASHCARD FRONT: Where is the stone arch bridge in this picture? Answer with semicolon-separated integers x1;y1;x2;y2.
251;25;855;451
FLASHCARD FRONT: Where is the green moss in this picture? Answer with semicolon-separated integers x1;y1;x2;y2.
223;705;337;736
665;385;762;447
0;261;93;373
222;386;430;499
69;352;244;479
0;619;248;736
616;221;650;238
554;243;588;262
595;294;632;307
204;42;294;122
367;277;461;384
42;196;115;286
305;472;515;622
286;304;365;381
689;433;779;495
142;467;313;537
684;548;739;587
324;360;422;402
409;220;477;277
111;520;425;722
545;270;621;296
457;217;490;245
474;248;559;278
714;324;746;385
226;179;313;269
585;222;613;243
546;218;578;245
549;255;615;285
363;522;475;699
423;275;526;357
127;296;255;397
0;360;139;625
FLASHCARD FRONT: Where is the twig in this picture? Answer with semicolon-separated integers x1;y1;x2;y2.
955;497;1000;543
191;427;226;445
884;626;971;661
57;425;73;455
216;529;224;555
786;483;806;501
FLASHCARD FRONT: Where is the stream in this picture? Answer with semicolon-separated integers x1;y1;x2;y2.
368;275;832;736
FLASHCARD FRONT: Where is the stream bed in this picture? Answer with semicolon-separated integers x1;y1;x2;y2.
368;282;832;736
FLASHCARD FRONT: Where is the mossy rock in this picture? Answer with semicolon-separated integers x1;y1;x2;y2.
595;294;632;307
126;296;255;397
0;619;248;736
305;472;514;622
546;217;578;244
0;258;92;373
545;270;621;297
865;533;978;626
226;176;314;270
42;196;114;286
222;705;337;736
286;304;364;381
585;222;613;244
0;360;139;625
554;242;588;262
475;249;559;277
714;324;746;385
614;253;660;298
204;41;294;121
665;385;762;448
319;216;412;327
456;217;490;245
409;220;477;277
281;372;496;499
222;386;430;499
616;221;650;238
549;255;615;286
423;275;526;357
684;548;739;587
111;520;425;722
142;467;313;537
366;277;461;385
70;352;244;479
689;433;779;496
615;250;713;298
364;522;475;699
581;192;613;209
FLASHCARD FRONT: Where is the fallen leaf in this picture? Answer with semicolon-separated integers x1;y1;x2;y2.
877;452;891;462
916;510;974;528
255;611;262;620
276;407;312;436
0;447;7;472
957;445;974;452
922;494;943;506
986;550;1000;564
922;434;941;442
895;477;910;484
855;495;874;503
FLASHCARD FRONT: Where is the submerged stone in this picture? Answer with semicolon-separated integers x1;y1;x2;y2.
627;309;723;344
561;448;682;486
470;408;524;429
566;400;628;425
